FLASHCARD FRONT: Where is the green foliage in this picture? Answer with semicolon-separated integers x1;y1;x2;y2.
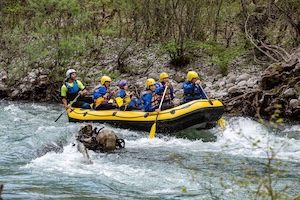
161;39;246;74
161;39;193;67
204;43;245;75
6;63;25;85
160;41;175;57
101;68;121;81
100;28;118;37
0;0;299;101
59;36;85;57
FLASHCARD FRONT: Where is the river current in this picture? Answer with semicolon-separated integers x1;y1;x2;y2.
0;100;299;199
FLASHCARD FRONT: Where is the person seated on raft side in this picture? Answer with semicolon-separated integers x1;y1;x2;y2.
61;69;94;109
182;71;208;103
155;72;175;110
93;75;116;110
115;80;143;111
141;78;161;112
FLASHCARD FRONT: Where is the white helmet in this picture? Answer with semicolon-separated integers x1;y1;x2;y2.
66;69;76;78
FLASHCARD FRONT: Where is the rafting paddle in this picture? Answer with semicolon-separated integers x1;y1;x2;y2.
198;83;226;129
149;85;168;139
55;94;80;122
198;83;213;106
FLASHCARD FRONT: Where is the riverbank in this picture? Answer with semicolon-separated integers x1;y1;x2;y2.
0;39;299;121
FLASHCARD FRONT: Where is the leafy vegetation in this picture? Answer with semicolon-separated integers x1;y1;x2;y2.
1;0;300;85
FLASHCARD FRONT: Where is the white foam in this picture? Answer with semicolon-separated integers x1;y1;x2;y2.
215;117;300;161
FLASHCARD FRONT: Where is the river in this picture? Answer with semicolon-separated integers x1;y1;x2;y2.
0;100;299;199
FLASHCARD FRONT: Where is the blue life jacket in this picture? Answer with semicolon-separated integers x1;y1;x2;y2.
141;89;159;112
183;81;207;102
65;80;80;101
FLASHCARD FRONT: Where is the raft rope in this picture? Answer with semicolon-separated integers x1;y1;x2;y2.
71;99;217;120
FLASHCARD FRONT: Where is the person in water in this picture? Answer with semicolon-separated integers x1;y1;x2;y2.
93;75;116;110
141;78;160;112
116;80;143;111
182;71;207;103
155;72;174;110
61;69;93;109
76;124;125;153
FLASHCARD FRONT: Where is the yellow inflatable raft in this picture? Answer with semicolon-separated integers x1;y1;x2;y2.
67;99;224;132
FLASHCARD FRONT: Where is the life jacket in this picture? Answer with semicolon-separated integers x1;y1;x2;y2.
95;86;111;107
65;80;80;101
142;90;159;110
115;90;131;107
157;82;172;101
183;82;202;101
131;97;143;110
123;91;131;105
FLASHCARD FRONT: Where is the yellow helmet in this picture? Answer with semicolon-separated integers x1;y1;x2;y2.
187;71;198;81
159;72;169;81
100;76;111;85
146;78;156;89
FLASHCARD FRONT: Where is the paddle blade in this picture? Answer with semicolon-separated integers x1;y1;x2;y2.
115;97;124;107
149;123;157;139
218;118;226;130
